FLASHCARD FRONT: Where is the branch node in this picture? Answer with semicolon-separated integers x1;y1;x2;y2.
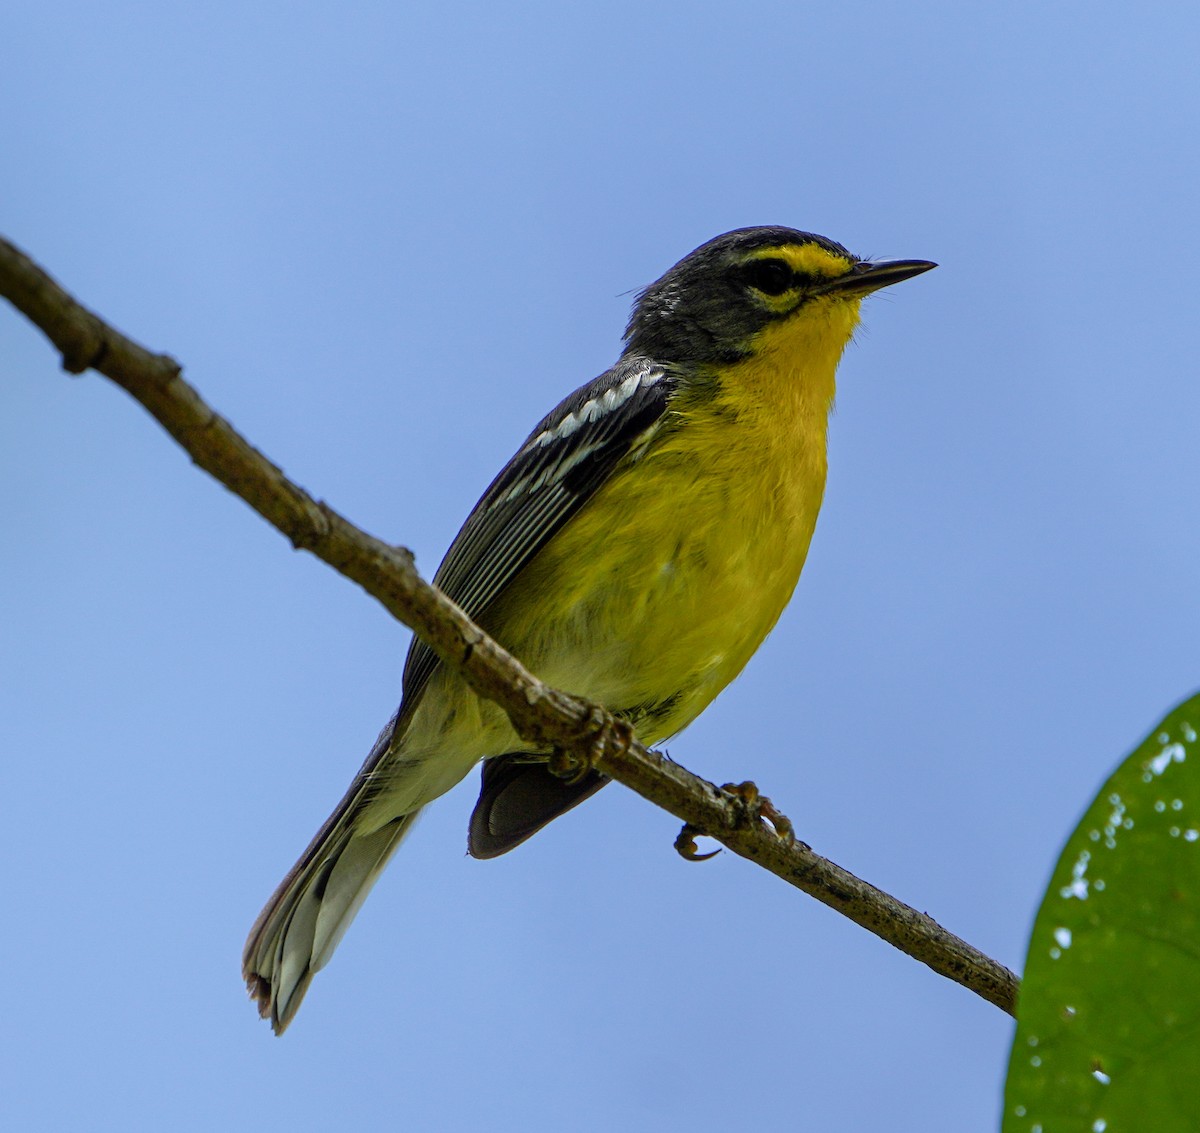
288;500;336;553
157;353;183;382
60;325;107;375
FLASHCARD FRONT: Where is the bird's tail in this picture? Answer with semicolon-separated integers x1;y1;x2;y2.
242;737;418;1033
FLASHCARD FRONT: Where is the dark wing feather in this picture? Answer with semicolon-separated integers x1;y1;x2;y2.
398;355;674;716
467;755;608;859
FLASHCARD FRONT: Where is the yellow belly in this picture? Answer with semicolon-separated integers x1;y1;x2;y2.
498;461;820;741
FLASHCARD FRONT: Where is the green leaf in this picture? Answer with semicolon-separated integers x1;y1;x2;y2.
1003;692;1200;1132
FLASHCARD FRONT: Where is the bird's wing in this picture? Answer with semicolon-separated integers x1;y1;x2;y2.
400;355;674;714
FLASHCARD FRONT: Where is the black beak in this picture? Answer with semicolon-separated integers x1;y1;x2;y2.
815;258;937;297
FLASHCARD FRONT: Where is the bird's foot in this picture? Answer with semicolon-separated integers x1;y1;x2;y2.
721;780;795;844
674;780;795;862
547;706;635;785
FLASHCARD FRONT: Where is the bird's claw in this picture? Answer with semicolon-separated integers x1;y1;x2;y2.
675;823;721;861
547;746;588;784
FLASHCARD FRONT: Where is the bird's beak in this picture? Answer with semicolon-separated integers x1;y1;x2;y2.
815;258;937;297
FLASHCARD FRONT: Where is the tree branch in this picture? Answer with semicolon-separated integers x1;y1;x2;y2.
0;233;1019;1018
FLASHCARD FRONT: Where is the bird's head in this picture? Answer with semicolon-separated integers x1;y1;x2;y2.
623;226;935;367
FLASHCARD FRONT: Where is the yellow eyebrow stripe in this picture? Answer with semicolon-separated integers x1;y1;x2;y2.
747;243;854;278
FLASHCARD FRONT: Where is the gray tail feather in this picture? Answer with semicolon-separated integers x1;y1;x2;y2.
243;789;418;1034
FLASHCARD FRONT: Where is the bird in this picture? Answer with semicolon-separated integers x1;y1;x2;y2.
243;226;935;1032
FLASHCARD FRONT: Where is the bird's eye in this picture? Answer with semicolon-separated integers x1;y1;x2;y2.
742;259;794;296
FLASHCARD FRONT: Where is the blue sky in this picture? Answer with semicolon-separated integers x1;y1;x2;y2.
4;2;1199;1129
